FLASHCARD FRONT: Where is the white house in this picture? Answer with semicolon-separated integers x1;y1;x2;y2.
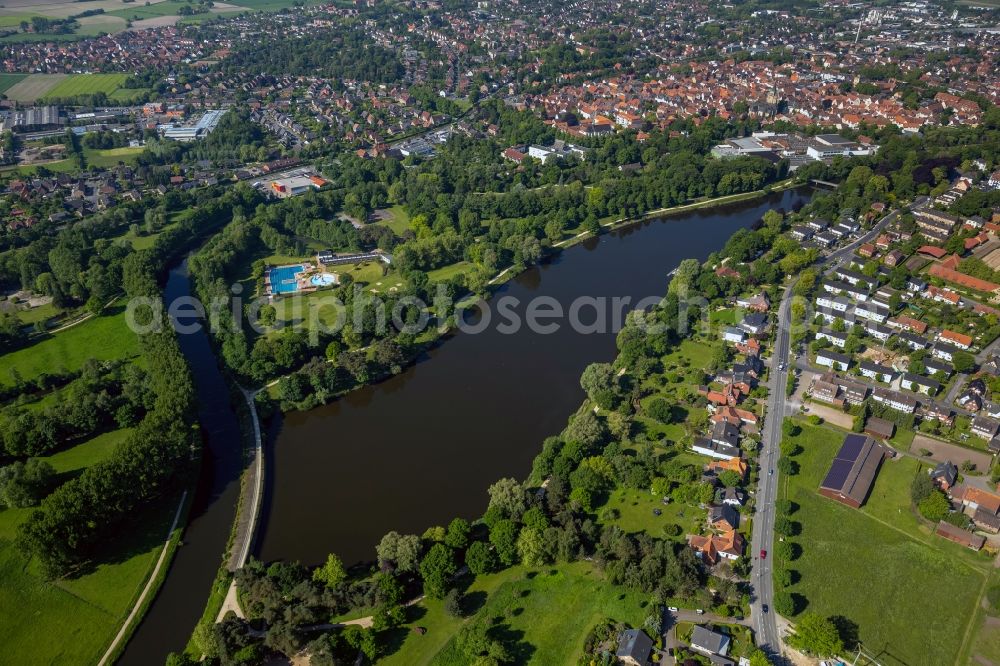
816;350;851;371
901;372;940;396
723;327;747;344
816;295;851;312
855;302;889;323
815;328;848;348
872;387;917;413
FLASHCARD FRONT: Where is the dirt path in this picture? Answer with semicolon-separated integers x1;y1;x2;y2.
98;491;187;666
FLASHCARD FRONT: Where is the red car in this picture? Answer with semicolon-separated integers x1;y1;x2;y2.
760;549;767;560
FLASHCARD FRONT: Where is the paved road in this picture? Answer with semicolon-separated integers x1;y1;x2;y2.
747;200;913;658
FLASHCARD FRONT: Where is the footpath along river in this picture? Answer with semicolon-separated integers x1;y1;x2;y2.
119;187;812;663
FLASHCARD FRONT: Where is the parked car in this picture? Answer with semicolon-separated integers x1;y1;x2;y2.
667;606;679;612
695;609;704;615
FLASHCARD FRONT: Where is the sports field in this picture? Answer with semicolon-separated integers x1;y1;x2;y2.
41;73;127;100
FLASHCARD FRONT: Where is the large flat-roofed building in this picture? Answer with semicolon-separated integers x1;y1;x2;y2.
161;108;228;142
818;434;888;508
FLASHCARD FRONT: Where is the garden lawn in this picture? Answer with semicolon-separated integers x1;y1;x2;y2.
0;307;140;389
383;562;650;665
779;420;988;666
41;73;127;100
663;339;714;371
0;428;179;665
599;486;701;540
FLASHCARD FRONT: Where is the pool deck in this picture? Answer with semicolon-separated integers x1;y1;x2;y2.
264;263;338;297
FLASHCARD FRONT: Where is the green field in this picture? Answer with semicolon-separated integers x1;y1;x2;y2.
0;73;27;94
41;73;127;100
381;562;649;665
0;15;41;27
373;205;412;236
107;1;191;21
0;428;180;665
229;0;324;8
84;146;144;168
0;307;140;388
109;87;150;103
778;420;989;666
599;486;702;540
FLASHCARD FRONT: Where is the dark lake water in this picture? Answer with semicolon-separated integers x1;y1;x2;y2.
118;187;811;663
255;188;813;568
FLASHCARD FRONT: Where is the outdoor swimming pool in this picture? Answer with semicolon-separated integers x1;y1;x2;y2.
310;273;337;287
268;264;306;294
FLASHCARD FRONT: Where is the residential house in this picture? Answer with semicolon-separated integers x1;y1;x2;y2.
855;302;890;323
707;504;740;532
616;629;653;666
739;312;769;335
722;327;747;344
690;626;731;657
736;292;770;312
720;487;745;507
900;372;940;396
952;485;1000;514
860;361;895;383
871;387;917;414
692;437;740;460
816;350;851;371
933;343;960;362
972;416;1000;440
815;328;848;348
688;529;744;565
939;330;973;350
929;460;958;491
923;358;954;378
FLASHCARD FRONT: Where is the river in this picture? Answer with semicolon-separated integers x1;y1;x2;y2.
118;261;245;665
118;187;811;663
255;188;813;568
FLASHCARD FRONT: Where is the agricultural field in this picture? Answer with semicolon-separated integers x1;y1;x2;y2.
41;73;128;100
108;0;197;21
0;307;141;389
0;428;180;665
3;73;66;102
381;562;649;665
778;420;990;666
0;73;27;94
